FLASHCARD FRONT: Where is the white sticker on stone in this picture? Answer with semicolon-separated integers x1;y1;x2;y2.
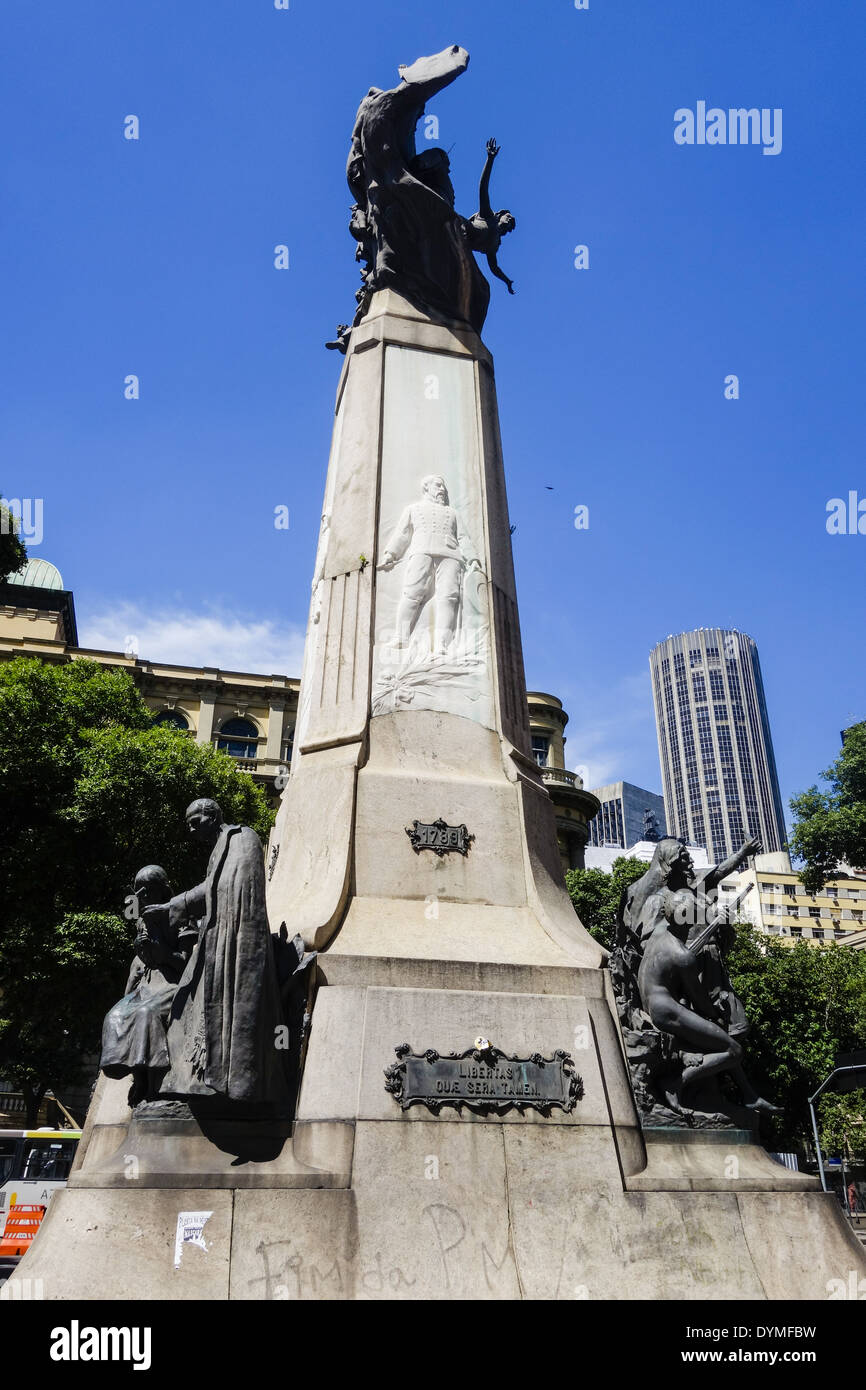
174;1210;213;1268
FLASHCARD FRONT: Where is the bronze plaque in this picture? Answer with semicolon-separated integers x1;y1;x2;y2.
406;819;474;856
384;1044;583;1116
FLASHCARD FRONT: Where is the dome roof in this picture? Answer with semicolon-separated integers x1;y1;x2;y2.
7;558;64;590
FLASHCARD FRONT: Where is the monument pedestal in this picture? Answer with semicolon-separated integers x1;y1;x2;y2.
8;292;865;1302
22;1017;859;1300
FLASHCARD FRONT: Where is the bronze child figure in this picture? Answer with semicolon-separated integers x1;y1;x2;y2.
100;864;190;1107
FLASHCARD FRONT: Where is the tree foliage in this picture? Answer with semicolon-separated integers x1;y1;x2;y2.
790;722;866;894
565;856;649;950
816;1090;866;1160
0;657;275;1121
725;923;866;1152
0;493;27;582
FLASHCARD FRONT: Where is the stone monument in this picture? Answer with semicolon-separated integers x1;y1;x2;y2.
10;46;865;1301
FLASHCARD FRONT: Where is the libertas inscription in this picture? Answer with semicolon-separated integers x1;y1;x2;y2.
384;1042;583;1116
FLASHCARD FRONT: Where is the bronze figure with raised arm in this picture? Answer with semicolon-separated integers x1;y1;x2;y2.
696;834;761;895
465;138;516;294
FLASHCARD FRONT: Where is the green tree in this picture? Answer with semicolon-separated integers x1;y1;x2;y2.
565;856;648;950
0;657;275;1123
816;1090;866;1164
0;493;27;582
726;923;866;1151
789;722;866;894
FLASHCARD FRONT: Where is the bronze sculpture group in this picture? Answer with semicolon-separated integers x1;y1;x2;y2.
327;45;516;351
101;799;314;1114
610;836;780;1128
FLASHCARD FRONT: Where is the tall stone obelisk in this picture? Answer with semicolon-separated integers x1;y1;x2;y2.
266;283;603;972
267;46;601;974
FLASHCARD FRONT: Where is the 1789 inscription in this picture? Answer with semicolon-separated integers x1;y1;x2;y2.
405;819;474;856
384;1042;583;1116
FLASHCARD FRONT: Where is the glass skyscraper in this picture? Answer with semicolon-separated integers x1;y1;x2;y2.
649;628;786;862
587;781;667;849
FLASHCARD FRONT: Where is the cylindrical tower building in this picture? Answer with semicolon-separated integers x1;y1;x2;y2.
649;628;786;861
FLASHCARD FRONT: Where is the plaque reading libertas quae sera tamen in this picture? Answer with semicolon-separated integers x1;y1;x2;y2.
384;1043;583;1116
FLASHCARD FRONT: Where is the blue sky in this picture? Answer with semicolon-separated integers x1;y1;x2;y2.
2;1;864;824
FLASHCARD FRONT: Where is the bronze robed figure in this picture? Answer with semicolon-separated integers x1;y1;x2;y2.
100;799;315;1114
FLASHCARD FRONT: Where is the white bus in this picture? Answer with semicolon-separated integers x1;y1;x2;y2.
0;1129;81;1279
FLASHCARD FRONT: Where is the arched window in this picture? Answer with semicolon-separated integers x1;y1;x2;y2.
155;709;189;731
216;717;259;759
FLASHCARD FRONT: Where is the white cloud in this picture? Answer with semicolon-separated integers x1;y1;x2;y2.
80;601;306;677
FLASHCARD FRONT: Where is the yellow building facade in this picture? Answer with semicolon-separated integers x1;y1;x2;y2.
721;850;866;948
0;563;298;804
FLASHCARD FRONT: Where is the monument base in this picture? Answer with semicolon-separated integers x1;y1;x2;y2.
9;964;865;1301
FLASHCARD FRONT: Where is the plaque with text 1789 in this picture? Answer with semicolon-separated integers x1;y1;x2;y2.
384;1043;583;1116
405;819;474;856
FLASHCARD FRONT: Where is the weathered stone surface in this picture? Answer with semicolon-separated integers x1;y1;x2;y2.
266;740;361;951
300;983;639;1129
230;1190;362;1300
626;1132;820;1192
295;986;367;1122
9;1188;233;1300
736;1191;866;1300
13;1153;861;1300
225;1127;865;1300
70;1117;352;1190
74;1124;130;1173
500;1129;762;1299
354;767;527;908
231;1122;522;1300
80;1073;131;1136
329;898;584;968
317;951;607;997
